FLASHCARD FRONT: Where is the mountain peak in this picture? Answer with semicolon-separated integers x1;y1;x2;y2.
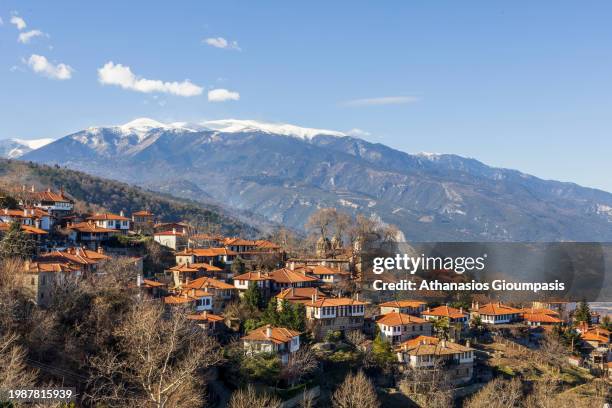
119;117;170;131
201;119;346;139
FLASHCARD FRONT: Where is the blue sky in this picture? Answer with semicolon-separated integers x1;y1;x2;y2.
1;1;612;192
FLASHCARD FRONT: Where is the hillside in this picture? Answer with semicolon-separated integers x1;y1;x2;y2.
0;159;258;237
21;118;612;241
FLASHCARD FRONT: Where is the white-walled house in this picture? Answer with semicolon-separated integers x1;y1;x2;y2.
154;228;188;250
242;325;301;365
422;305;469;326
379;300;426;316
87;212;130;234
471;302;521;325
396;336;474;384
376;312;432;344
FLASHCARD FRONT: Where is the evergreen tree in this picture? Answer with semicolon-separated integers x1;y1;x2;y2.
574;300;591;325
371;332;395;367
231;256;246;275
242;281;264;311
0;221;36;260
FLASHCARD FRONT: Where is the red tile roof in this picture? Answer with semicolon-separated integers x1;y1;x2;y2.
87;213;129;221
474;302;521;316
269;268;319;284
187;311;224;322
183;276;235;290
523;313;563;324
422;305;467;319
379;300;426;308
242;325;300;344
377;312;427;326
307;297;368;308
68;222;115;233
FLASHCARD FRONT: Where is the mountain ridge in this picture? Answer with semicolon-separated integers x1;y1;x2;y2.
21;118;612;241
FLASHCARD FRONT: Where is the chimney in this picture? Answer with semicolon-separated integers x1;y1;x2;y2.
119;210;124;217
203;311;208;319
459;307;463;314
136;274;143;287
356;293;359;301
31;185;35;192
266;325;272;338
441;339;447;348
466;339;471;348
172;228;176;234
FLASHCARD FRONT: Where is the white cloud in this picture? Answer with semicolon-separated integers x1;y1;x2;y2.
0;17;4;25
208;88;240;102
18;29;47;43
347;128;371;137
203;37;241;50
343;96;419;107
10;15;26;30
97;62;203;97
27;54;73;80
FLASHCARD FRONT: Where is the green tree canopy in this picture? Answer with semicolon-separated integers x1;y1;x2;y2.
0;222;36;260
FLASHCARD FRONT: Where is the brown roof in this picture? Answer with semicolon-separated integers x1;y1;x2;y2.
38;248;109;266
187;311;224;322
377;312;427;326
475;302;521;316
379;300;426;308
154;230;186;236
581;328;610;343
26;261;80;273
269;268;319;284
276;287;326;302
183;276;235;290
0;223;48;235
523;313;563;324
307;297;368;308
242;325;300;344
397;336;472;356
68;222;115;233
132;210;153;216
31;190;72;203
422;305;467;319
297;265;350;276
87;213;129;221
177;247;237;257
520;307;559;316
142;279;166;288
233;271;271;281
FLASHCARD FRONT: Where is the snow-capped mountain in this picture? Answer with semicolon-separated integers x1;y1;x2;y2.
21;118;612;241
0;138;54;158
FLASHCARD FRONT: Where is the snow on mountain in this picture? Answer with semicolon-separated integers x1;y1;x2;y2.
200;119;346;139
0;138;55;158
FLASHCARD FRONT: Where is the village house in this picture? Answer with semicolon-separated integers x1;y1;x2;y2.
187;311;225;335
164;289;214;313
87;212;131;234
471;302;521;325
422;305;469;326
531;300;575;321
294;265;350;286
166;263;226;287
396;336;474;385
242;325;301;365
23;260;81;306
519;307;563;328
275;287;327;307
268;267;319;291
154;228;188;250
131;210;155;233
37;247;110;273
181;276;236;314
286;256;352;273
189;233;225;248
376;312;432;344
67;221;117;248
233;271;274;298
175;247;237;268
379;300;426;316
0;208;53;231
304;295;368;340
20;187;74;217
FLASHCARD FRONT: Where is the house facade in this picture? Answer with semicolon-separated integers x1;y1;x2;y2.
376;312;432;344
242;325;301;365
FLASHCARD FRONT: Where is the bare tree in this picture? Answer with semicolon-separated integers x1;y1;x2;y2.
228;385;281;408
332;370;380;408
464;377;523;408
399;363;452;408
86;301;222;408
281;347;318;386
0;332;37;390
305;208;337;241
345;330;366;349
